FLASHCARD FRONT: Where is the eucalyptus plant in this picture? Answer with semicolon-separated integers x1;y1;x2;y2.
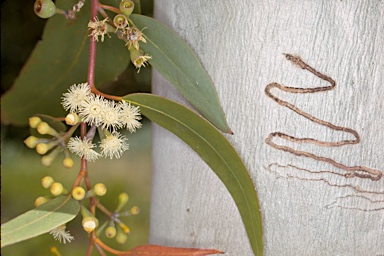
1;0;263;255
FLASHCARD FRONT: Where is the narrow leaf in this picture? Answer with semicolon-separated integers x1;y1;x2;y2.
121;244;223;255
129;15;232;133
124;93;263;256
1;0;129;126
1;196;80;247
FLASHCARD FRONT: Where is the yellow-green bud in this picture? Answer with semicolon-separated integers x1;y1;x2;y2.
41;176;55;188
37;122;59;137
29;116;42;128
34;0;57;19
115;225;128;244
34;196;50;207
41;146;61;167
130;206;140;215
50;182;64;196
36;141;58;155
115;192;129;212
65;113;81;126
120;0;134;17
24;136;40;148
105;226;117;238
118;222;130;234
63;157;74;169
72;186;86;200
94;183;107;196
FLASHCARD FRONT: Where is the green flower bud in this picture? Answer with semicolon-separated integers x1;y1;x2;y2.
41;176;55;188
119;0;134;17
41;146;61;167
105;225;117;238
63;157;74;169
50;182;64;196
130;206;140;215
34;196;50;207
94;183;107;196
37;122;59;137
115;225;128;244
65;113;81;126
29;116;42;128
115;192;129;212
36;141;58;155
24;136;40;148
34;0;56;19
118;222;130;234
72;186;86;201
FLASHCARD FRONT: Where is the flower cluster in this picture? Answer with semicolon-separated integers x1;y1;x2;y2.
87;0;151;72
62;83;142;161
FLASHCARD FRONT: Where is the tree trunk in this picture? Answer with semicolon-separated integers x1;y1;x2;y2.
150;1;384;255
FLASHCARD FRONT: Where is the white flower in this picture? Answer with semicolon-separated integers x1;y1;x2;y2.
119;101;142;133
49;225;74;244
68;137;100;162
79;94;107;126
62;83;91;112
100;100;123;131
100;131;129;159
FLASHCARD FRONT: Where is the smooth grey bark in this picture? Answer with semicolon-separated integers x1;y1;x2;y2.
150;1;384;255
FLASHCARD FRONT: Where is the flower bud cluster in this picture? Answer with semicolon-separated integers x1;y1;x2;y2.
34;176;69;207
93;192;139;243
24;116;74;168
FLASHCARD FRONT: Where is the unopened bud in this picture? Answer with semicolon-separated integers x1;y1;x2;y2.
41;146;61;166
72;186;86;200
130;206;140;215
34;196;50;207
50;182;64;196
24;136;40;148
41;176;55;188
115;192;129;212
63;157;74;168
37;122;59;137
29;116;42;128
36;141;58;155
105;225;117;238
65;113;81;126
115;225;128;244
94;183;107;196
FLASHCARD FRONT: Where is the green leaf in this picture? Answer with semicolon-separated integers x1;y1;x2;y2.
129;15;232;134
123;93;263;256
1;196;80;247
1;0;129;126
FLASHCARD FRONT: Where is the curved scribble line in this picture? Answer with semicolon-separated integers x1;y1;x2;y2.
265;54;382;181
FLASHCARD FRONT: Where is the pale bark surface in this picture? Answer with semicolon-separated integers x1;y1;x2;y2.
150;1;384;255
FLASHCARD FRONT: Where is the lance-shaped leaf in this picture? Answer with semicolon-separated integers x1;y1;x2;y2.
1;0;129;126
129;15;232;134
123;93;263;256
1;196;80;247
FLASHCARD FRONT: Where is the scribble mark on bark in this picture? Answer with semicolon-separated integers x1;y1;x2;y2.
264;54;382;181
